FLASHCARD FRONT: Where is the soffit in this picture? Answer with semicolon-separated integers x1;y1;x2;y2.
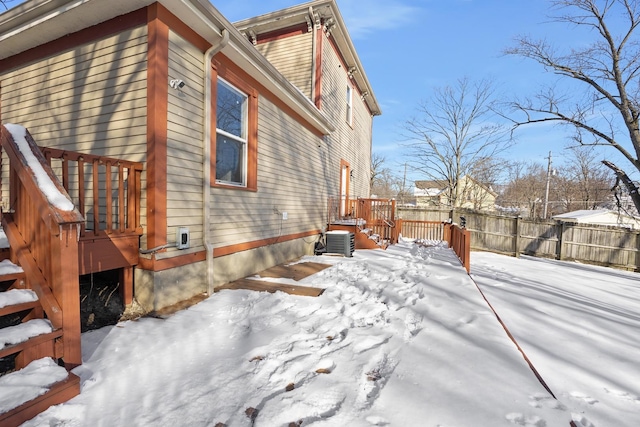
0;0;156;60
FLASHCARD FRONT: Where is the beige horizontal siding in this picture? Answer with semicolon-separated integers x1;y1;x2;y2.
165;30;205;250
1;26;148;155
210;96;327;248
320;33;372;198
255;32;313;98
0;26;148;219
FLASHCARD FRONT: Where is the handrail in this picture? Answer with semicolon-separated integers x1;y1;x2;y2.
40;147;143;238
356;198;397;244
1;124;84;367
447;223;471;273
327;196;398;244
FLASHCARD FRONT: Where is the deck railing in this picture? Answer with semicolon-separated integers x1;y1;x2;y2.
396;219;444;241
328;196;398;244
447;223;471;273
326;199;470;270
1;125;84;366
398;219;471;273
40;147;143;238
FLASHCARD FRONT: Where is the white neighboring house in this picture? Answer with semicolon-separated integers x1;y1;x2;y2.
553;209;640;229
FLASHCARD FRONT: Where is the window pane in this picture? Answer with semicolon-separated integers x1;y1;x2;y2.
216;133;245;184
217;80;246;138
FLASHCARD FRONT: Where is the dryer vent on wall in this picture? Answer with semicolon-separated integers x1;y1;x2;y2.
325;230;355;257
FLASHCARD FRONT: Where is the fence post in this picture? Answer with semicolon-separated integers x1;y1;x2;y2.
557;221;565;261
444;223;452;244
636;230;640;272
514;216;521;258
395;218;403;243
463;228;471;273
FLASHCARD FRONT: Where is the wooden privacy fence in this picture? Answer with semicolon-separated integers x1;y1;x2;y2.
398;207;640;272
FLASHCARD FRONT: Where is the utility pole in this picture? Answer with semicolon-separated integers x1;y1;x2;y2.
543;151;552;219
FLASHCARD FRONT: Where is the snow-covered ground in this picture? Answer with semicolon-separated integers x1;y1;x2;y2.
18;240;639;427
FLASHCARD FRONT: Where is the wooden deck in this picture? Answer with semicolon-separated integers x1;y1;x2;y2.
215;261;331;297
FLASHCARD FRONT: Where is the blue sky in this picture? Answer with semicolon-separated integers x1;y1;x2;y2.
2;0;630;183
214;0;637;184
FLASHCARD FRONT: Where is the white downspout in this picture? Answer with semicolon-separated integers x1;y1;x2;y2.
203;29;229;295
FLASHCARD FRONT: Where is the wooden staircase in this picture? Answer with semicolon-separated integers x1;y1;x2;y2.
0;124;83;425
0;271;80;426
327;197;399;250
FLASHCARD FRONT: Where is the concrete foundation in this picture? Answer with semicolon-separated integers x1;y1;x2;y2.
212;237;316;287
134;237;317;312
135;260;207;312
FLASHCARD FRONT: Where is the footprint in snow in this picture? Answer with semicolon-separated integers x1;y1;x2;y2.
256;387;346;425
456;313;477;327
353;334;391;354
505;412;547;427
403;312;423;341
571;414;597;427
569;391;599;405
365;415;389;425
357;352;398;409
528;393;566;410
604;387;640;403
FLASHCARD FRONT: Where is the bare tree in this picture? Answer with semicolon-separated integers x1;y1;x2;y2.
498;162;548;217
1;1;18;10
370;153;387;193
369;155;415;203
404;77;512;208
505;0;640;212
559;146;614;210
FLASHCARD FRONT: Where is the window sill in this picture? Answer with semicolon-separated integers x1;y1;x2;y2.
212;182;258;192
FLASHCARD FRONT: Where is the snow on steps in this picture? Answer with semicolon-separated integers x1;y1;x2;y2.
0;234;80;426
0;289;38;317
0;289;37;308
0;319;54;351
0;358;80;427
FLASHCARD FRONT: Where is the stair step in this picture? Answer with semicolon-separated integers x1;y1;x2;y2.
0;259;24;278
0;289;39;317
0;357;80;427
0;260;26;291
0;319;56;359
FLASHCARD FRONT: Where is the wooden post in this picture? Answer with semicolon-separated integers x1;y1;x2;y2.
514;216;521;258
51;225;82;368
119;266;134;306
636;230;640;272
557;221;565;261
462;228;471;273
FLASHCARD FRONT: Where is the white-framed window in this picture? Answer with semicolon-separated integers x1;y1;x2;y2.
216;78;248;186
346;84;353;126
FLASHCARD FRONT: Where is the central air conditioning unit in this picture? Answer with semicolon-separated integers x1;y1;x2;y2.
325;230;355;257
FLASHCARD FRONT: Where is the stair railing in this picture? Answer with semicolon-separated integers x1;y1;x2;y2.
1;124;84;367
355;198;397;244
40;147;143;237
